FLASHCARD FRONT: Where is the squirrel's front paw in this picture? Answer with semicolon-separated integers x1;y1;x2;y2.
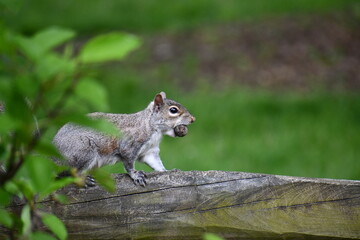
130;170;147;186
170;168;181;172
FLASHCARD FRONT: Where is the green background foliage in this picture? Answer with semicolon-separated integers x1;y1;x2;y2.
3;0;357;34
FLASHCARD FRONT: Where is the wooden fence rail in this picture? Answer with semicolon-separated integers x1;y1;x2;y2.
3;170;360;239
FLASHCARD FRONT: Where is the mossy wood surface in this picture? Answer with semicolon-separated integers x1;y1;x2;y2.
7;171;360;239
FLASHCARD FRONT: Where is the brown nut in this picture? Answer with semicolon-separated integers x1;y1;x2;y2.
174;125;188;137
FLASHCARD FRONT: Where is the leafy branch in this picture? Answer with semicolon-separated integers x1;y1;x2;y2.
0;26;140;240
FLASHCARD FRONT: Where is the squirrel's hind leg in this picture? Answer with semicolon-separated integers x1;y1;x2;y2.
56;170;97;188
85;175;96;188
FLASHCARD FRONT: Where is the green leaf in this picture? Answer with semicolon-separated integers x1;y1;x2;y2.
0;143;8;161
32;27;75;53
15;27;75;60
90;167;116;193
40;177;77;200
21;204;31;235
203;233;224;240
35;53;76;81
0;27;17;54
15;74;39;98
0;187;11;206
79;32;141;63
88;118;121;137
57;112;120;136
5;87;32;122
30;231;57;240
15;35;43;60
14;179;34;200
42;213;67;240
24;155;55;192
0;113;18;133
4;180;20;195
53;113;120;138
51;194;69;204
0;209;13;228
52;112;90;128
75;78;108;111
35;139;62;158
63;43;74;60
0;76;11;99
63;94;93;114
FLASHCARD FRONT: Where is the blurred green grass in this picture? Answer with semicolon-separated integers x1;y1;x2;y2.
166;89;360;180
98;71;360;180
4;0;357;34
4;0;360;180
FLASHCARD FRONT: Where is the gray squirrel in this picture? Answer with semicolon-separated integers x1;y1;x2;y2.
53;92;195;186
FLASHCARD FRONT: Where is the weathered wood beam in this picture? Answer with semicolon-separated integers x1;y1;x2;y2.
6;171;360;239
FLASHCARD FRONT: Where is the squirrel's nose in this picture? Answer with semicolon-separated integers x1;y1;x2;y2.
190;116;196;123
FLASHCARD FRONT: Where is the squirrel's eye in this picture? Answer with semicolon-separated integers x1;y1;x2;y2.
169;107;179;114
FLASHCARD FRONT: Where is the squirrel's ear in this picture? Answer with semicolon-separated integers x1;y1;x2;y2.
159;91;166;99
154;93;164;111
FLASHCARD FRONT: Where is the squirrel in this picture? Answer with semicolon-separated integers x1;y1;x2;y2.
53;92;195;186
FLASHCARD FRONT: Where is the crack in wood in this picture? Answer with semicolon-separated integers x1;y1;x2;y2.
268;196;360;211
53;175;269;206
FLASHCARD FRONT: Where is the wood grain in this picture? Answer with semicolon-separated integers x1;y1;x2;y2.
4;171;360;239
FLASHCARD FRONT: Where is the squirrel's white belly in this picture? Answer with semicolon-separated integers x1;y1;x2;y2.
136;131;166;171
138;132;163;158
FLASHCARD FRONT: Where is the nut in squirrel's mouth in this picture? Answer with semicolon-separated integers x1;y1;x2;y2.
173;124;188;137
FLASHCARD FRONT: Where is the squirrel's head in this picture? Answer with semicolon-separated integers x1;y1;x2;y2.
150;92;196;137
